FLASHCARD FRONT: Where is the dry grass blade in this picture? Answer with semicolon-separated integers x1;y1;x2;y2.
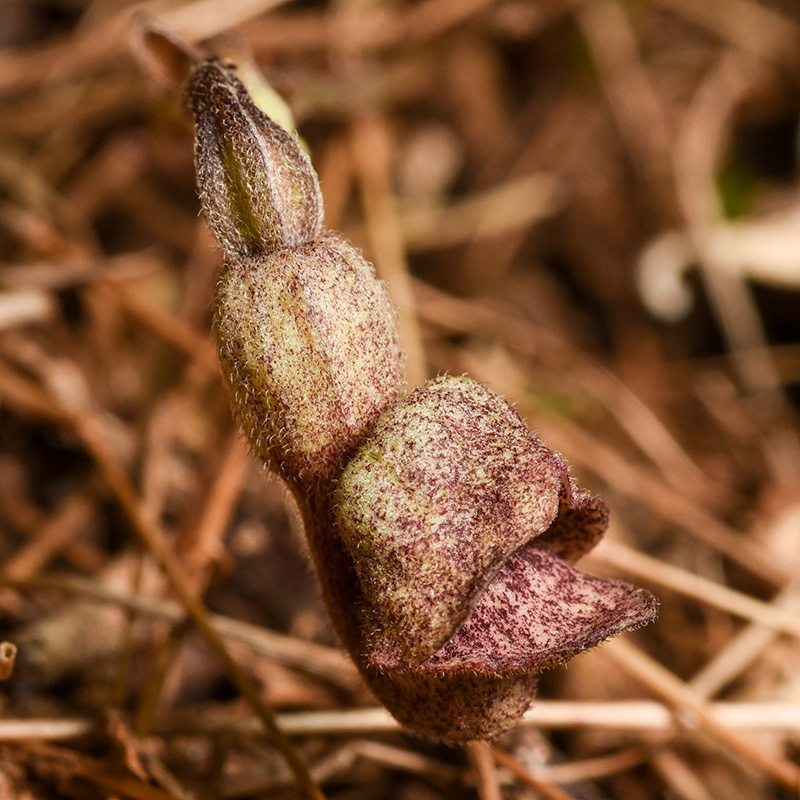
688;584;800;698
11;740;186;800
97;278;219;374
653;0;800;68
603;640;800;791
576;0;673;205
466;741;502;800
4;701;800;744
2;486;95;581
529;747;649;784
490;747;579;800
650;748;717;800
350;114;427;388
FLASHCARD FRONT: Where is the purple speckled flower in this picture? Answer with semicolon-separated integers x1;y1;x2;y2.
335;376;657;740
189;58;657;744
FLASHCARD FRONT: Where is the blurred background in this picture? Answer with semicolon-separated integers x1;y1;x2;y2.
1;0;800;798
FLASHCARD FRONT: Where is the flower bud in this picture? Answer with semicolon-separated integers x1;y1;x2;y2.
335;376;564;668
214;233;404;488
189;58;404;488
335;376;657;740
188;60;323;258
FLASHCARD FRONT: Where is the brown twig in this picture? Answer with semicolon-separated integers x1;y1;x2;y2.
350;114;427;389
0;364;325;799
466;740;503;800
602;639;800;792
490;746;579;800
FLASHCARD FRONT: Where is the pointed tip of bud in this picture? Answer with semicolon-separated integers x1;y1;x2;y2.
187;59;323;258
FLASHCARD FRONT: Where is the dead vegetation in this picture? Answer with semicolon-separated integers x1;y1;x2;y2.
1;0;800;798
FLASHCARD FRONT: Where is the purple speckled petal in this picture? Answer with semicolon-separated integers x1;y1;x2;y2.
420;544;658;674
335;375;648;672
534;483;609;564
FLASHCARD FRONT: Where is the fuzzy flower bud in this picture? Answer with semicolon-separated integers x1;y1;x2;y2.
188;60;323;258
189;59;404;488
214;234;403;488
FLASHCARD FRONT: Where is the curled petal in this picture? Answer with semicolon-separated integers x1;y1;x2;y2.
335;375;645;672
535;482;608;564
364;545;655;741
421;544;658;673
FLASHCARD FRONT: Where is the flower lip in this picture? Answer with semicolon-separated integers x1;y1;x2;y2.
415;542;659;675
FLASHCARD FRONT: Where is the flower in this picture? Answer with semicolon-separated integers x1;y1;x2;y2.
188;58;657;743
335;376;657;740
